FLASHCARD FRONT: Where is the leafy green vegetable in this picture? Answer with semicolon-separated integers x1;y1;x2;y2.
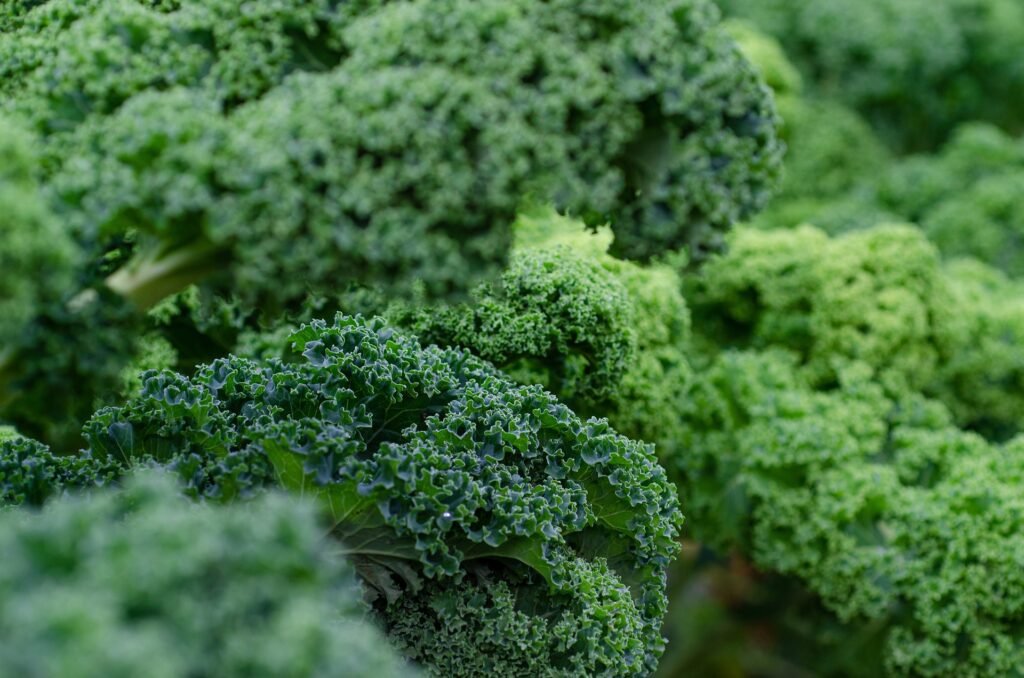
394;239;636;410
717;0;1024;150
389;208;694;464
338;0;782;261
0;434;115;508
655;220;1024;675
76;314;683;676
0;470;416;677
689;224;1024;438
0;0;782;447
675;349;1024;677
383;562;648;678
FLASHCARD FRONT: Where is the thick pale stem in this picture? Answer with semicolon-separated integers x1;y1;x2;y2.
105;238;225;311
0;239;225;410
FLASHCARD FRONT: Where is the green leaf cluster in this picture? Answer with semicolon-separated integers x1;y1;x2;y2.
385;208;695;464
690;224;1024;438
44;315;685;676
0;470;416;677
0;0;782;448
716;0;1024;151
676;348;1024;676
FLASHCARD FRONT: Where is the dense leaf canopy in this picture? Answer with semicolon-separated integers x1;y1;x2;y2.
14;315;683;677
0;0;781;448
0;471;416;677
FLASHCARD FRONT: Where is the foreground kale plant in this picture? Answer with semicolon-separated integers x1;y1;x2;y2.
0;470;415;677
4;315;684;676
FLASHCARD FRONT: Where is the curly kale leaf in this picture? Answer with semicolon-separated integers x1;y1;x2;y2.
1;0;781;447
0;0;359;142
341;0;782;261
42;0;782;311
675;349;1024;677
687;223;1024;439
0;434;115;508
382;561;649;678
81;314;683;676
0;470;416;677
395;245;636;410
388;208;695;466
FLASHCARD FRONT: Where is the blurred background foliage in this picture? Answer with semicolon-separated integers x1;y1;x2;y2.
3;0;1024;675
654;2;1024;675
